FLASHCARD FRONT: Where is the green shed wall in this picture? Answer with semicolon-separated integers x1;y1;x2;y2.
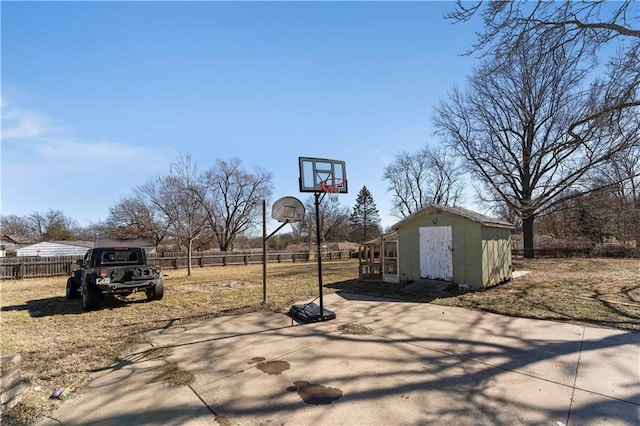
481;226;513;287
397;211;512;289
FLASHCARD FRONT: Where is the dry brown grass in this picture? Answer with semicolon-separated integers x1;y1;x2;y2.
1;257;638;424
434;257;640;330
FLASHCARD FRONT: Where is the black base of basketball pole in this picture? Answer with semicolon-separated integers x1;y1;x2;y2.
289;191;335;323
289;303;336;323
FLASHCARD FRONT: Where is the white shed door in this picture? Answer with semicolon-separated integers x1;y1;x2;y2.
419;226;453;281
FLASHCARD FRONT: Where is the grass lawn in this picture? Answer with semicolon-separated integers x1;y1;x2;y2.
1;257;638;424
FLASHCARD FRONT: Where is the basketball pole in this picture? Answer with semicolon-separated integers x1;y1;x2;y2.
261;199;288;305
314;191;325;320
262;199;267;305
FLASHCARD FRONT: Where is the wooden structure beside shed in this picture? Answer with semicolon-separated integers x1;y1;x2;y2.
359;204;514;289
359;231;399;283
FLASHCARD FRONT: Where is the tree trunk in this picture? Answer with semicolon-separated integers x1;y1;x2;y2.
187;239;193;276
522;215;535;259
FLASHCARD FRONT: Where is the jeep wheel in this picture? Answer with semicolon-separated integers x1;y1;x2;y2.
82;283;101;310
66;277;80;299
146;280;164;301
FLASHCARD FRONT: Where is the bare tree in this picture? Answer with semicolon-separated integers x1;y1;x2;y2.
601;146;640;208
434;34;639;258
448;1;640;140
298;196;351;244
0;215;33;239
137;154;208;275
383;145;465;218
447;1;639;56
106;196;171;249
589;146;640;243
72;221;108;242
27;210;78;241
199;158;273;251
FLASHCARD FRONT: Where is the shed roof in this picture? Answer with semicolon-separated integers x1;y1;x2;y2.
54;240;95;248
19;241;94;249
94;238;155;249
391;204;515;230
362;230;399;246
2;234;35;244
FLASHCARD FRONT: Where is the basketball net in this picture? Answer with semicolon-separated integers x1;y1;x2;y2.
320;178;346;202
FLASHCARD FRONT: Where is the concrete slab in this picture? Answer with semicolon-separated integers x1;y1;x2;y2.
576;327;640;404
38;292;640;426
38;350;213;425
570;388;640;426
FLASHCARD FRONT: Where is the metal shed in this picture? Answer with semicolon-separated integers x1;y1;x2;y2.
391;204;514;289
16;241;94;257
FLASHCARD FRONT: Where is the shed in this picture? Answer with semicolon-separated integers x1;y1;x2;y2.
388;204;514;289
16;241;94;257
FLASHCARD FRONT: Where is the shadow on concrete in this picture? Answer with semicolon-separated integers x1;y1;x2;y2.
326;279;462;303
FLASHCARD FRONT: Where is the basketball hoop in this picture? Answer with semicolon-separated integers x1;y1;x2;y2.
320;178;346;202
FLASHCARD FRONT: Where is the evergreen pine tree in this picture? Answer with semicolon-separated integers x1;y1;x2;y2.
349;186;381;242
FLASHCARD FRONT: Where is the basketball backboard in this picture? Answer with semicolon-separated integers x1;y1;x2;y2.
298;157;348;193
271;196;305;223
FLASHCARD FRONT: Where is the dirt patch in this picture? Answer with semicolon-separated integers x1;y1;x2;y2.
337;323;373;335
171;281;258;293
141;347;174;361
218;281;256;290
215;415;232;426
286;381;343;405
153;361;195;388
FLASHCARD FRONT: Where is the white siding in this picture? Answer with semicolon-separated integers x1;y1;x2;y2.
17;242;91;257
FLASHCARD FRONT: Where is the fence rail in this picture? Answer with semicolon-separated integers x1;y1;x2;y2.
0;250;353;280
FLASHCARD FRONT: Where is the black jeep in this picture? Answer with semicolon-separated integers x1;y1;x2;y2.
66;246;164;310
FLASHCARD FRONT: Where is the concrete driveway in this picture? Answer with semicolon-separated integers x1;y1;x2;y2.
39;292;639;425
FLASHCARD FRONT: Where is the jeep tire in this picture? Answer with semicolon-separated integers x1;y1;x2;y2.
82;283;101;310
66;277;80;299
146;280;164;301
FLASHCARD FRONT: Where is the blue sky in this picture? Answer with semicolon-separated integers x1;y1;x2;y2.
2;1;480;231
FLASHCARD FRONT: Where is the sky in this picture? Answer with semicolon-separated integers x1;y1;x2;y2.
1;1;482;232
